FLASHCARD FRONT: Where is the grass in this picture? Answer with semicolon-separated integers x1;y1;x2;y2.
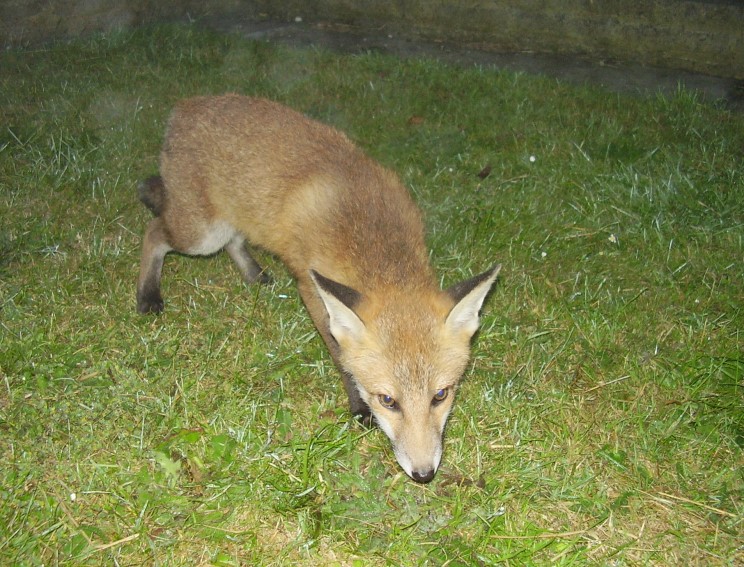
1;23;742;565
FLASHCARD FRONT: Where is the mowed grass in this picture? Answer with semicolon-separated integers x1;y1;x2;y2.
1;24;742;565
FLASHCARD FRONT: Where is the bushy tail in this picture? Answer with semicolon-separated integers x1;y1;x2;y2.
138;175;166;216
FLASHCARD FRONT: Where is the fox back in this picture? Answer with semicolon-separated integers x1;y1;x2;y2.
137;95;499;482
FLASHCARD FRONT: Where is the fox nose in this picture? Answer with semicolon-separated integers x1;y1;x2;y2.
411;469;436;484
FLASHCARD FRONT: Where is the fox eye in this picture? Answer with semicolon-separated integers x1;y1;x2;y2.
432;388;449;405
378;394;397;409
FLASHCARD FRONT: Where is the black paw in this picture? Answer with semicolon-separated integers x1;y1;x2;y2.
256;271;273;285
137;292;164;314
352;409;375;429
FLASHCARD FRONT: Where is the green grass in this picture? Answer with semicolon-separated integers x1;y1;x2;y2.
1;23;742;565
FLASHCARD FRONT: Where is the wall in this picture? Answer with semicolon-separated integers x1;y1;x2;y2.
0;0;238;44
249;0;744;79
2;0;742;79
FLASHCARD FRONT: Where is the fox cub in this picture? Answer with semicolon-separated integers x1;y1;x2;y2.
137;95;499;483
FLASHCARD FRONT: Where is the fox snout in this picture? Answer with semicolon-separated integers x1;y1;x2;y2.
361;386;453;483
393;435;442;484
402;458;439;484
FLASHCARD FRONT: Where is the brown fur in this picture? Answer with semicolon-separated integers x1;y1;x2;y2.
137;95;499;482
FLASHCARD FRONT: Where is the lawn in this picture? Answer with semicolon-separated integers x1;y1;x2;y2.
0;23;742;565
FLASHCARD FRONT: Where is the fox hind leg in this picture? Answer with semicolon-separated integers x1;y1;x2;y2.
137;217;172;314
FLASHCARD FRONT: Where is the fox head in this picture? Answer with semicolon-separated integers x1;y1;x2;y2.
311;265;500;483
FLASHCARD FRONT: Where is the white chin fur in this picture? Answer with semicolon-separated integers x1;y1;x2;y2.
394;445;441;479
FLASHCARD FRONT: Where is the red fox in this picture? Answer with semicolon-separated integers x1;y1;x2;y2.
137;95;499;483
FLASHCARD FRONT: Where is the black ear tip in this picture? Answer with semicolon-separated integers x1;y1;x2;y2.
310;271;362;310
447;263;501;303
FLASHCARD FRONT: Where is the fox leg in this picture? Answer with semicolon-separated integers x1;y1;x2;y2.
225;235;271;285
137;217;172;314
341;369;372;424
297;279;371;420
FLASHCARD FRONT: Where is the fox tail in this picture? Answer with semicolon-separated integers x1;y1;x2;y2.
138;175;166;216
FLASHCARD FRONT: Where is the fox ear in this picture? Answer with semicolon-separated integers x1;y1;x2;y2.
445;265;501;338
310;271;366;344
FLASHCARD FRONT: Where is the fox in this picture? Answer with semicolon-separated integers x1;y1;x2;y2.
136;94;500;483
